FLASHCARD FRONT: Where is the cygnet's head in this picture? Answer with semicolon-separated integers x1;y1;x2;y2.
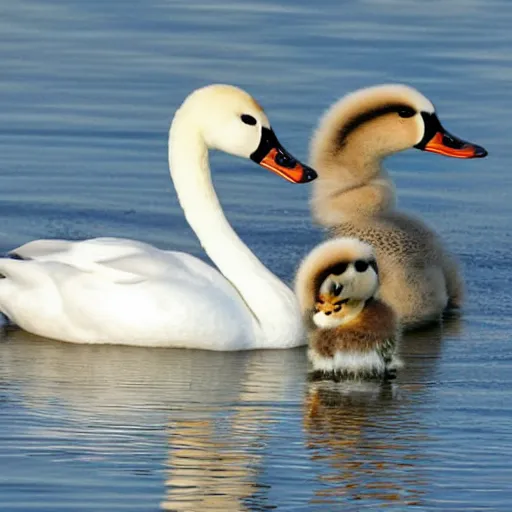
311;83;487;172
295;237;379;314
171;84;317;183
316;241;379;304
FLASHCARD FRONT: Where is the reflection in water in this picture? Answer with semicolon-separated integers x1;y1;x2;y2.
0;313;457;511
304;380;426;507
302;317;461;508
160;351;303;511
0;330;305;511
162;408;269;511
163;417;259;511
399;313;462;381
3;313;508;510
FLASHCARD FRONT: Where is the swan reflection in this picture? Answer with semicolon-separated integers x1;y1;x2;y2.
0;317;457;510
0;330;306;510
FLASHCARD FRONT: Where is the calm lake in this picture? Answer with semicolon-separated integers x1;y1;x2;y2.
1;0;512;510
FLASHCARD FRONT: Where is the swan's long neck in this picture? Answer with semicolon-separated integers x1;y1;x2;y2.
168;114;303;348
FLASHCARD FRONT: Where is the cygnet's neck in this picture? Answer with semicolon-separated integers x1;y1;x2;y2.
313;298;366;329
310;146;396;228
168;112;303;347
341;298;366;325
309;106;398;228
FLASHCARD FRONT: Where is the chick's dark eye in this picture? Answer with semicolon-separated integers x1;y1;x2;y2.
330;262;348;275
354;260;369;272
398;107;415;118
241;114;257;126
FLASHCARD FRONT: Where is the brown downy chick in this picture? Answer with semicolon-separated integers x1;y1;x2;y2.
295;237;402;381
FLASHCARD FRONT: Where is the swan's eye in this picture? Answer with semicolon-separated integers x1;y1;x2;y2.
241;114;257;126
397;107;415;118
354;260;369;272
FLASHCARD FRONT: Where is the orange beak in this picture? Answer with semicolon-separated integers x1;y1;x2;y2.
415;113;487;159
423;131;487;158
250;127;317;183
259;148;315;183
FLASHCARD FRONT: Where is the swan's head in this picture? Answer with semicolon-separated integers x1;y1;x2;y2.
311;84;487;170
173;84;317;184
295;237;379;314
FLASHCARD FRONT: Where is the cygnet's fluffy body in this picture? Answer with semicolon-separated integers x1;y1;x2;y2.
309;84;487;330
295;238;402;381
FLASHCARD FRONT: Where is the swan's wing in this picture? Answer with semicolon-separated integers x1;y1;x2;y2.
95;250;214;282
0;237;258;347
4;236;223;286
10;239;77;260
12;237;160;264
72;249;217;285
0;257;256;348
9;237;201;282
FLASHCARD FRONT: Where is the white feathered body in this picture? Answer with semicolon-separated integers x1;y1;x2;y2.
0;237;260;348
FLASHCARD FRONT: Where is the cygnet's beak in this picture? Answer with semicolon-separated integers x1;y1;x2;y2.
250;127;317;183
415;113;488;158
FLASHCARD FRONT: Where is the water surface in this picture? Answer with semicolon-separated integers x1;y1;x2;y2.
1;0;511;510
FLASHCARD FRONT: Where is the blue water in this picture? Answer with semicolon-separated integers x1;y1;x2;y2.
1;0;511;510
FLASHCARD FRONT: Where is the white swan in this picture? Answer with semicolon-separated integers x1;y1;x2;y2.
0;84;317;349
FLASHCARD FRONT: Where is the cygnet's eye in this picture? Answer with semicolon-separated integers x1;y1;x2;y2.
333;283;343;296
330;262;348;275
240;114;257;126
354;260;369;272
397;107;416;118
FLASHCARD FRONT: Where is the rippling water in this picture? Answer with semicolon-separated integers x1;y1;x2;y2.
1;0;511;510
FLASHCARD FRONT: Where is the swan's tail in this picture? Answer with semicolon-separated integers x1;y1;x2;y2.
0;258;58;320
0;258;53;285
0;259;31;325
294;237;375;314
